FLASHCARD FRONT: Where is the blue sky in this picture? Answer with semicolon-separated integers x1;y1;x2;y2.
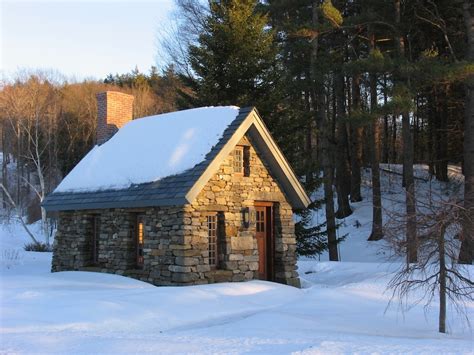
1;0;175;80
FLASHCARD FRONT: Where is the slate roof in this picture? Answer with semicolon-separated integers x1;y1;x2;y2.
43;107;252;211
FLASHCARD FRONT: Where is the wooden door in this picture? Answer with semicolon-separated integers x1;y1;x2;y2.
255;203;274;281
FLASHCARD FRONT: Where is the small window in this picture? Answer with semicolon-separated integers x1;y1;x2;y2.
233;145;250;176
136;215;145;268
91;215;100;265
233;146;244;174
207;214;218;268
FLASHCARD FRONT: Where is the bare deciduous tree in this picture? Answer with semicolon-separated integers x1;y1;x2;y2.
0;182;40;245
158;0;209;76
0;72;61;245
385;186;473;333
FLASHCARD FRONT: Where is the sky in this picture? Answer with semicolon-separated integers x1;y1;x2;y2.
0;0;175;81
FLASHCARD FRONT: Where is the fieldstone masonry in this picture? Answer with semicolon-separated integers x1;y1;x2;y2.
52;135;300;287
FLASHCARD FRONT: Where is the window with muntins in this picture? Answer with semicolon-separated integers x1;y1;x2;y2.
233;146;244;174
233;145;250;176
136;215;145;268
207;214;218;268
256;209;265;233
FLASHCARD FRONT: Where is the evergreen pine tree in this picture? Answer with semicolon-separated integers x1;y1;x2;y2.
182;0;279;116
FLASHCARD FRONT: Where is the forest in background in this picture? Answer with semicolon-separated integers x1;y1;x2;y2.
0;67;184;243
0;0;473;266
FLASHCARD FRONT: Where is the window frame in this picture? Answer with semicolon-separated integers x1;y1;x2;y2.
207;213;219;269
233;145;250;177
233;145;244;175
136;214;145;268
206;211;225;270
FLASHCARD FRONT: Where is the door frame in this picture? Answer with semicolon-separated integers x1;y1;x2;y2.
254;201;275;281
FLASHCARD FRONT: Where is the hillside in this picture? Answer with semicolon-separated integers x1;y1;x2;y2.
314;164;464;262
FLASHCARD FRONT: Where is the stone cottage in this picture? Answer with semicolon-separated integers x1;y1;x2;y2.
43;91;310;287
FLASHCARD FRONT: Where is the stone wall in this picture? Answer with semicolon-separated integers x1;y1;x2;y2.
52;135;300;287
52;211;96;270
52;206;195;285
179;135;299;287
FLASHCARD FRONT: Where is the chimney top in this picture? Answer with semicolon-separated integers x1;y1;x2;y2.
96;91;134;145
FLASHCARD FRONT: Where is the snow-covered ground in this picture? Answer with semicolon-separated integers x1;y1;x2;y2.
1;247;472;353
314;164;465;263
1;228;473;353
1;166;473;353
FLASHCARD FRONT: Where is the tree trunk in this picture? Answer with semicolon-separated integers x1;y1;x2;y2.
403;112;417;263
367;31;383;241
16;121;21;206
350;75;363;202
311;0;338;260
438;89;449;182
459;0;474;264
383;76;390;164
395;0;417;262
2;121;8;209
304;88;315;187
306;117;314;187
391;115;397;163
335;74;352;218
32;114;49;246
439;225;447;334
367;119;383;240
322;108;339;260
434;87;449;182
428;92;436;176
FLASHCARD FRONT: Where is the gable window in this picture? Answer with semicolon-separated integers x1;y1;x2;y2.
207;213;220;269
233;146;244;174
233;145;250;176
136;215;145;268
91;215;100;265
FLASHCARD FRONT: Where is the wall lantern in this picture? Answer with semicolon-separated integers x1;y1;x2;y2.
242;207;250;229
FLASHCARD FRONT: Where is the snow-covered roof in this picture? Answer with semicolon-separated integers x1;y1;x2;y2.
55;106;240;192
43;107;311;211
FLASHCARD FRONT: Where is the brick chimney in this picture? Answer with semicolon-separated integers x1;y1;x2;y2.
96;91;134;145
